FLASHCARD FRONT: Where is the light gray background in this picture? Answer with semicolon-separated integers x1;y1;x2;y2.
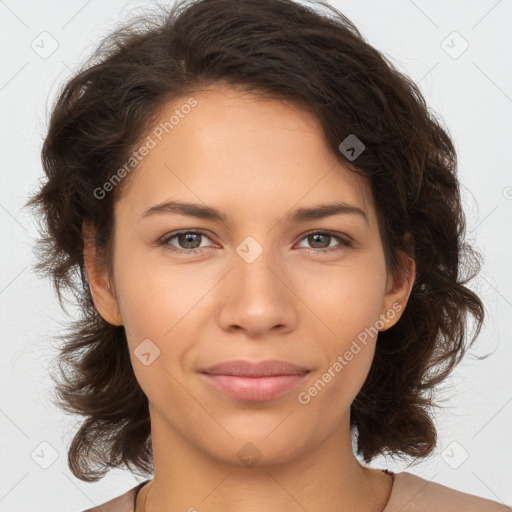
0;0;511;510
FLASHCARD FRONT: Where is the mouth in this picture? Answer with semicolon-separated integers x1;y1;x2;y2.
198;359;311;401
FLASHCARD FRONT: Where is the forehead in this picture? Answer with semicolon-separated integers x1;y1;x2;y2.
115;85;377;230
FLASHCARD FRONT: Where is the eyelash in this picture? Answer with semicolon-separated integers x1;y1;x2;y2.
158;229;352;256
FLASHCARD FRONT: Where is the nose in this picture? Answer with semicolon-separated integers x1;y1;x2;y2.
216;242;299;337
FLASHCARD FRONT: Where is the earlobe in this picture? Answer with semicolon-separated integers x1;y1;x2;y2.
82;221;123;326
379;250;416;331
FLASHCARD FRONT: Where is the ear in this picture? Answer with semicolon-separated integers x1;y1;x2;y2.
378;242;416;331
82;221;123;326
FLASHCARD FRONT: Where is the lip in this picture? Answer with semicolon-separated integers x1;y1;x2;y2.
200;359;310;377
199;359;310;401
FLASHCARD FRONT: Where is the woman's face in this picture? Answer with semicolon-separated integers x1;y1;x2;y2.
87;85;414;467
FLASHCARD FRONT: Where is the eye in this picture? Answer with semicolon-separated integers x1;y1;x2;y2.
296;231;352;254
159;230;214;255
158;229;352;256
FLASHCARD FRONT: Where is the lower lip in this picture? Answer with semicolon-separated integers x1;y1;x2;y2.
200;373;309;401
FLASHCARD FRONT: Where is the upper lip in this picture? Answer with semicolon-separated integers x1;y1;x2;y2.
199;359;310;377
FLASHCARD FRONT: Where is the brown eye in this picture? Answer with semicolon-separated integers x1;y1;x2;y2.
175;232;203;249
307;233;331;249
160;230;214;255
297;231;352;253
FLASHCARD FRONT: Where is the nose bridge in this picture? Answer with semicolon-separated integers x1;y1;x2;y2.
234;232;285;301
217;232;297;334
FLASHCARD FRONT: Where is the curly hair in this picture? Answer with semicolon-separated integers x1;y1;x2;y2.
26;0;486;482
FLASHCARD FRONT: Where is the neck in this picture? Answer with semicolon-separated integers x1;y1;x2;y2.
137;407;393;512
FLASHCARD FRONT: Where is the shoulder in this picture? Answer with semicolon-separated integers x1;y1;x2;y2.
81;480;150;512
385;471;511;512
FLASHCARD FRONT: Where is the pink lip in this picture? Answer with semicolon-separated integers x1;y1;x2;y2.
199;359;310;401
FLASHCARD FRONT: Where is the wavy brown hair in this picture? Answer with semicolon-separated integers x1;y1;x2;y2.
26;0;486;482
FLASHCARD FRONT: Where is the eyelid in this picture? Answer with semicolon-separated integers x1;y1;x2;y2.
298;229;353;244
159;229;216;249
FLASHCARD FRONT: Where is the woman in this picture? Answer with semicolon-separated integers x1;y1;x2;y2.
27;0;511;510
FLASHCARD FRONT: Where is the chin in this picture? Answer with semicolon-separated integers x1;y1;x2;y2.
201;425;310;469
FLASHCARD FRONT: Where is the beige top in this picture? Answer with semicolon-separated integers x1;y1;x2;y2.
82;471;511;511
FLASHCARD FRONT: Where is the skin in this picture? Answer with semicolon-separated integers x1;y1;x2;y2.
84;84;416;512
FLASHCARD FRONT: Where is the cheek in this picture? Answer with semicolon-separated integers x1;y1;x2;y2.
292;260;386;411
112;249;206;340
111;251;214;391
298;295;382;424
301;258;387;343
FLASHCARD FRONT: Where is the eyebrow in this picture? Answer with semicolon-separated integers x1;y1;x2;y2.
141;199;368;225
